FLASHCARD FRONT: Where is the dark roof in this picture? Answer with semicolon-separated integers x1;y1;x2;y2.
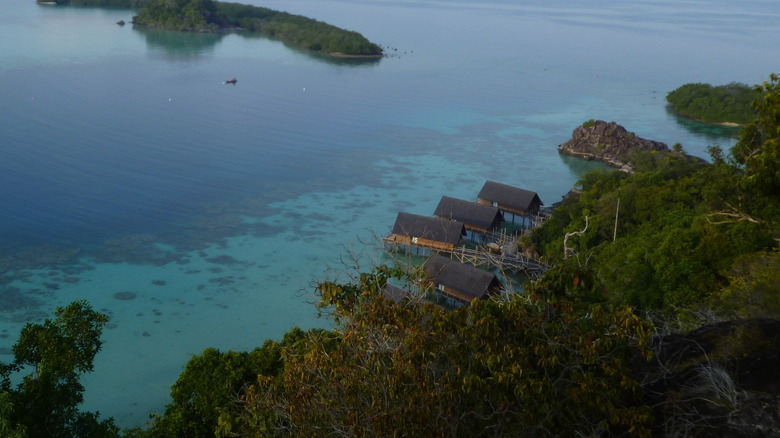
390;212;465;245
434;196;503;229
383;284;409;304
477;180;543;211
423;255;500;300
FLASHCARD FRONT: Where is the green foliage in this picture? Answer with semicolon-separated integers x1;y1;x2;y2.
733;73;780;199
529;141;775;311
0;301;118;438
0;392;27;438
218;2;382;55
699;74;780;253
150;348;257;437
316;264;405;320
666;82;757;125
525;259;606;304
582;118;597;128
14;301;108;377
147;328;316;438
529;75;780;315
710;251;780;319
219;269;653;437
132;0;227;32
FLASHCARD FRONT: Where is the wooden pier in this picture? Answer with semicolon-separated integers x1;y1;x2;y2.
382;228;550;280
450;236;550;280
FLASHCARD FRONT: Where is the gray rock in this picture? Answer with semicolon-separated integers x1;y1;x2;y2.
558;120;668;172
642;318;780;437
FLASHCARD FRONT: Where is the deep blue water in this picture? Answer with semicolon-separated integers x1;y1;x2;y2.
1;0;778;427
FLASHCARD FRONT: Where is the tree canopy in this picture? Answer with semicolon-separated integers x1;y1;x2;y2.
666;82;757;125
140;328;313;437
220;3;382;55
526;151;775;310
213;267;655;437
132;0;228;32
527;74;780;317
731;73;780;199
0;300;118;438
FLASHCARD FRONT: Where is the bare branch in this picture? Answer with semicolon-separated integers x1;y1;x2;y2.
563;216;589;259
705;202;762;225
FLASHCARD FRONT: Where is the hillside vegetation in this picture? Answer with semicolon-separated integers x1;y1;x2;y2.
666;82;757;125
216;2;382;55
132;0;228;32
528;146;776;311
533;77;779;314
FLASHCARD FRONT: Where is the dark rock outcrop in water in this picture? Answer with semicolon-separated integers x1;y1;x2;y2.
642;318;780;437
558;120;669;172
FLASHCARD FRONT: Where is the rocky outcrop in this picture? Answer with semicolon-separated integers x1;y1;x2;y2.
642;319;780;437
558;120;669;172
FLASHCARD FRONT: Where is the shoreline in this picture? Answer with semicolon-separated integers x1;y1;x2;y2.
326;51;384;58
130;23;385;58
667;106;745;128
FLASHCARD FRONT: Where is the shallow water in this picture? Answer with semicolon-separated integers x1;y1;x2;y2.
1;0;777;427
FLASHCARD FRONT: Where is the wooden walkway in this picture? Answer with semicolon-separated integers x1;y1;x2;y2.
382;210;554;279
450;246;549;280
383;228;550;280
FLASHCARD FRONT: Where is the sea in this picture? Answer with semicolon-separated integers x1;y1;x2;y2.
1;0;778;428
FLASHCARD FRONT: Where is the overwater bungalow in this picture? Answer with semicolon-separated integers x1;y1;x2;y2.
433;196;503;240
382;283;410;304
477;180;543;224
422;254;502;305
383;212;466;253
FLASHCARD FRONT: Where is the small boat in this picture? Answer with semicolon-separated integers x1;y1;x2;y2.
117;20;126;26
225;78;237;84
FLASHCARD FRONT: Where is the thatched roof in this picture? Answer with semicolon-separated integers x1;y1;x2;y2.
390;212;465;245
382;284;409;304
433;196;503;230
478;180;543;212
423;255;501;301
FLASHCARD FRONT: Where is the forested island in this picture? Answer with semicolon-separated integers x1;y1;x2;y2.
38;0;383;56
666;82;757;126
3;72;780;436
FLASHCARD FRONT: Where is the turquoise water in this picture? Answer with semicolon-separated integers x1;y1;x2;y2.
1;0;778;427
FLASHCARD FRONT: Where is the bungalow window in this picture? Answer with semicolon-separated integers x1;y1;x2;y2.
492;201;498;208
412;237;419;244
437;284;445;291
